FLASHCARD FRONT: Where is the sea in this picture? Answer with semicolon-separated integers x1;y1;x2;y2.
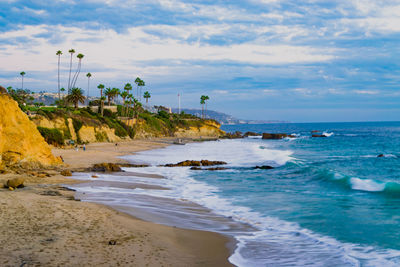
69;121;400;267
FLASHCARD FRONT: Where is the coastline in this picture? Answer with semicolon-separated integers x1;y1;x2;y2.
0;140;235;267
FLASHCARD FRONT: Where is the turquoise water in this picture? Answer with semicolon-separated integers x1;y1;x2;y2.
70;121;400;266
218;122;400;266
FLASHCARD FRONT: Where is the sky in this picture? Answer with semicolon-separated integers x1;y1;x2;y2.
1;0;400;122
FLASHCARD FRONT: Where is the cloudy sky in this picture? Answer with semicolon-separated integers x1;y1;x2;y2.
1;0;400;122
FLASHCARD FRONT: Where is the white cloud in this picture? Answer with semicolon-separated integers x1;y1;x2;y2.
353;90;379;95
0;24;335;75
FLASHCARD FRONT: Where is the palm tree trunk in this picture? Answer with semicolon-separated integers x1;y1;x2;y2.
87;77;90;106
58;55;61;100
21;76;24;90
71;60;81;89
68;54;73;92
205;101;207;119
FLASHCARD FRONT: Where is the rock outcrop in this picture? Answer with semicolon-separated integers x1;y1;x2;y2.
311;134;327;138
164;160;227;167
0;87;61;170
173;120;225;139
262;133;295;139
222;131;243;139
91;163;122;172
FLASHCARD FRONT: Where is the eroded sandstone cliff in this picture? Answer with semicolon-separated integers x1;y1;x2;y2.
0;87;61;170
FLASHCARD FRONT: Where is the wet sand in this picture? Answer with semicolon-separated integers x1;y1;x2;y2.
0;140;235;266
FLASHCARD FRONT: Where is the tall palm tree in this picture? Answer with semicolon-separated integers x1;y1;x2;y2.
120;91;128;116
104;87;112;106
86;72;92;106
112;87;120;104
134;77;141;98
200;95;206;119
138;79;145;102
97;84;105;116
71;53;84;89
124;83;132;95
143;91;151;103
20;71;26;90
127;94;134;124
56;50;62;100
66;88;85;109
204;95;209;119
67;49;75;92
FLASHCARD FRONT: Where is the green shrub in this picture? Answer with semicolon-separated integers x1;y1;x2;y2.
95;131;108;142
37;127;64;146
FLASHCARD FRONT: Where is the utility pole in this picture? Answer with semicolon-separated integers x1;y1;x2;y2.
178;93;181;114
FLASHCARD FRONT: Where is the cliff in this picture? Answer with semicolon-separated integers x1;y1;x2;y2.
0;87;61;170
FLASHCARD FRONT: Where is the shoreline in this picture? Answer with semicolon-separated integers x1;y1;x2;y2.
0;140;235;266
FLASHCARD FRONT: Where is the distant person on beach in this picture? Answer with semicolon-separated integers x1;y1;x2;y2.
83;144;86;151
75;145;78;151
115;143;118;149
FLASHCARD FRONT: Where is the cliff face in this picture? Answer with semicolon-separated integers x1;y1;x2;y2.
33;116;123;143
0;90;61;169
174;120;225;138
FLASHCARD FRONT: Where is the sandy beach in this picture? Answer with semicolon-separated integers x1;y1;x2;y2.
0;140;234;267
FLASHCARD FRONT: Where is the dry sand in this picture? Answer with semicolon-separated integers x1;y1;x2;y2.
0;140;235;267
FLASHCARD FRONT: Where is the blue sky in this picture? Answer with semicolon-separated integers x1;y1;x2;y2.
1;0;400;122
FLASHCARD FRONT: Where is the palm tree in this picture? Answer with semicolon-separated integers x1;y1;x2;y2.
86;72;92;105
204;95;209;119
20;71;26;90
56;50;62;100
104;87;112;106
97;84;105;116
120;91;128;116
67;49;75;92
133;98;142;119
66;88;85;109
124;83;132;95
138;79;145;102
200;95;206;119
143;91;151;103
134;77;141;98
111;88;120;104
71;53;84;89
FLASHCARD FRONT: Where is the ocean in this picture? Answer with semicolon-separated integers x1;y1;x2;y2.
70;121;400;266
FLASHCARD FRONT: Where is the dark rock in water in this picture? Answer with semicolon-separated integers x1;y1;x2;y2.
312;134;327;138
164;160;227;167
377;154;385;158
200;160;227;166
262;133;295;139
117;163;149;168
244;131;260;137
254;165;274;170
91;163;122;172
190;166;228;171
206;167;228;171
222;131;243;139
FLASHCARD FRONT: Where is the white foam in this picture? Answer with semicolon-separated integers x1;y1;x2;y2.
122;139;294;167
128;165;400;267
350;177;386;192
73;139;400;267
323;131;334;137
